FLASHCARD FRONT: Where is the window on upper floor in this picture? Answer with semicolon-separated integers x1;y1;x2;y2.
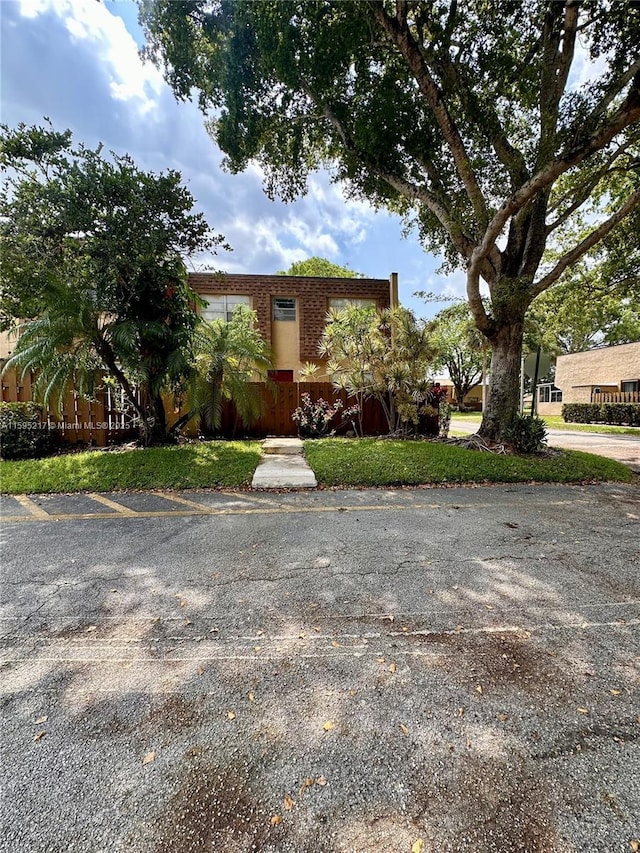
201;295;251;323
273;297;296;321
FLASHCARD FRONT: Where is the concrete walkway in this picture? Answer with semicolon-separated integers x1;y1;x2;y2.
251;437;317;489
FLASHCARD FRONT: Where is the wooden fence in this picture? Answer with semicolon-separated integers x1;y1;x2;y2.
1;370;409;443
592;391;639;404
217;382;391;438
1;367;138;446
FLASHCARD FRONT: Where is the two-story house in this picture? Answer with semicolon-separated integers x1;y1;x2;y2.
188;271;398;381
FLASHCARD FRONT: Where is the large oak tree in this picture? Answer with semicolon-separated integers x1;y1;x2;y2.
139;0;640;441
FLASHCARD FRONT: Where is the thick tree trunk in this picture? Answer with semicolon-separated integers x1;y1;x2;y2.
138;386;171;446
146;392;170;445
478;320;524;442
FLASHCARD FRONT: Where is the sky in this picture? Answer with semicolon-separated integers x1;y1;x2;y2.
0;0;470;319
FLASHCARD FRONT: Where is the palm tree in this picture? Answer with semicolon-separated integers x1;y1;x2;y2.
183;306;272;434
2;278;147;426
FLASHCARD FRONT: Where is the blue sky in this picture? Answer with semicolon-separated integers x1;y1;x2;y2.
1;0;468;318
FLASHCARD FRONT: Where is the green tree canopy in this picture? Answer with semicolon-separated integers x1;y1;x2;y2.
527;275;640;355
0;122;226;444
140;0;640;442
277;257;364;277
431;303;487;407
527;167;640;353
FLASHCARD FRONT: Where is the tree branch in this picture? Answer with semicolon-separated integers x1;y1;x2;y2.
317;96;479;260
466;266;491;335
546;149;637;234
368;0;489;230
588;60;640;124
471;72;640;274
532;187;640;296
547;136;637;219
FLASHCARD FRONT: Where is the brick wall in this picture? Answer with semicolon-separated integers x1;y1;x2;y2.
555;342;640;403
188;273;392;360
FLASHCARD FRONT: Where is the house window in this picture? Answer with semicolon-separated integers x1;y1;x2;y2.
328;298;377;311
538;384;562;403
273;297;296;321
621;380;639;393
202;295;250;323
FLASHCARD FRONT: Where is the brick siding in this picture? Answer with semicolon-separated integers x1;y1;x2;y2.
189;273;392;360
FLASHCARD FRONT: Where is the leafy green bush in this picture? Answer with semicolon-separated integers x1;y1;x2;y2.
562;402;640;426
0;402;56;460
600;402;638;425
562;403;601;423
505;414;548;453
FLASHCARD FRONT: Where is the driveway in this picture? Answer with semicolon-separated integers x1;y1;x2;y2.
1;484;639;852
452;420;640;472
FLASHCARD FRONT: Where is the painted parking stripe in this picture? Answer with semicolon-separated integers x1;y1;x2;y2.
1;495;587;525
87;493;139;515
2;499;452;523
11;494;50;519
155;491;222;512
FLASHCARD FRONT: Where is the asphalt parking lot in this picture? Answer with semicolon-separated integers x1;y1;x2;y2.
1;483;639;852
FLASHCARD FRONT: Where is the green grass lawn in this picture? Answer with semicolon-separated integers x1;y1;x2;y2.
450;412;639;436
303;437;633;487
0;441;262;494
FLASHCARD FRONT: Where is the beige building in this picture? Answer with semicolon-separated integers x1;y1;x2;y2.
431;375;484;410
537;341;640;416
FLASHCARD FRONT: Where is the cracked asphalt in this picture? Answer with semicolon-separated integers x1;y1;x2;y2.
1;483;639;852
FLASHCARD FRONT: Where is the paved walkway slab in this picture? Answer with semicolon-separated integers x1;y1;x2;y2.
251;437;317;488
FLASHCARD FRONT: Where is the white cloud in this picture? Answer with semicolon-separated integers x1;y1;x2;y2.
4;1;445;293
283;217;339;258
221;215;307;273
18;0;163;114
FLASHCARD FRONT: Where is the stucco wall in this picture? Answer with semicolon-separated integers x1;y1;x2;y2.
554;343;640;403
537;402;563;416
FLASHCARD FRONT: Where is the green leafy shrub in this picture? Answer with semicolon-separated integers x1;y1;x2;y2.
562;402;640;426
0;402;56;460
562;403;600;423
600;402;638;425
505;414;548;453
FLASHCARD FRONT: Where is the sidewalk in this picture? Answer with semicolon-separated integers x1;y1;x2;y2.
450;418;640;472
251;437;317;488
